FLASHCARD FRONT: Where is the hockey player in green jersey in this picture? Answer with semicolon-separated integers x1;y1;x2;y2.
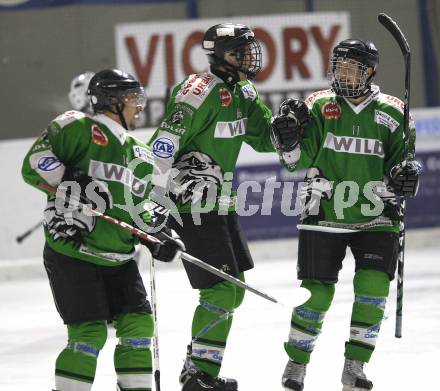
272;39;421;391
148;23;274;391
22;69;183;391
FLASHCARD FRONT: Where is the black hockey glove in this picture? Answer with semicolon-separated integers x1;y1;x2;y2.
141;229;185;263
271;99;310;152
389;160;422;198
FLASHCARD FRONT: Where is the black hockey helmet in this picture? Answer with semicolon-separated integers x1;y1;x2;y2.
328;39;379;98
88;69;146;128
202;23;262;80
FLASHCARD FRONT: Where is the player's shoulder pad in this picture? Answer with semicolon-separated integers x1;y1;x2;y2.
175;73;221;109
376;93;415;130
377;93;405;114
304;89;335;109
52;110;88;129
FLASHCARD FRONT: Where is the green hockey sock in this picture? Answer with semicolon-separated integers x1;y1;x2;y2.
284;279;335;364
114;312;153;390
345;269;389;363
190;273;245;377
55;321;107;390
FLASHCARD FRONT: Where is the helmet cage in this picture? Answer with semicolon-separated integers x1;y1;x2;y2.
328;56;370;98
204;27;262;79
231;37;262;79
328;40;379;98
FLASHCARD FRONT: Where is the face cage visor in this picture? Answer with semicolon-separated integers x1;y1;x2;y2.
117;86;147;109
226;38;262;79
328;56;371;98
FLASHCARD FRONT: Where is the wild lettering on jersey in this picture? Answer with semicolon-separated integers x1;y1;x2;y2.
88;160;147;197
324;132;384;158
214;118;247;138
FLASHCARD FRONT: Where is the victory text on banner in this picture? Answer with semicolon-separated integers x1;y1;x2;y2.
115;12;350;127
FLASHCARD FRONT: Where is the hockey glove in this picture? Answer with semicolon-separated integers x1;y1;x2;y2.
141;229;185;263
389;160;422;197
271;99;310;152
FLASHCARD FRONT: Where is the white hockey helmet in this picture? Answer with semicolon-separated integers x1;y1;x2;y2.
68;72;95;112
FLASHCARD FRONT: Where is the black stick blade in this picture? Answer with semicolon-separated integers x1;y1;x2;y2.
378;13;410;56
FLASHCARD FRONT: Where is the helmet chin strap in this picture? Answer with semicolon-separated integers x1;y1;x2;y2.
211;61;241;86
356;69;376;98
115;103;128;130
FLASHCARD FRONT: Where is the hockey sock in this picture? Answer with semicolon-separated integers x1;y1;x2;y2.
345;269;389;362
55;321;107;390
114;312;154;390
284;279;335;364
190;273;245;378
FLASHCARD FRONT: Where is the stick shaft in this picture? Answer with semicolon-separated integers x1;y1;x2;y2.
38;181;279;304
16;220;43;243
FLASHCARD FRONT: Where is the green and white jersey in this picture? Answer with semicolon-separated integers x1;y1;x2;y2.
282;85;416;233
148;72;274;213
22;111;154;266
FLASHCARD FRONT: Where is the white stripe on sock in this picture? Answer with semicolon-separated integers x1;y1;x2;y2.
56;376;92;391
117;373;152;388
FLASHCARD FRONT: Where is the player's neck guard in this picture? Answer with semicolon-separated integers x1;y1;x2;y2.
210;66;240;87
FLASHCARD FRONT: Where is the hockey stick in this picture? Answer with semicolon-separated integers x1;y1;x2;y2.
37;181;279;304
16;220;43;243
149;256;161;391
378;13;411;338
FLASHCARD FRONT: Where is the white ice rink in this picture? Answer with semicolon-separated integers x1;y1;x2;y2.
1;230;439;391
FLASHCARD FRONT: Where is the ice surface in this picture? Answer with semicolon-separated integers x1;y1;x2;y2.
1;243;439;390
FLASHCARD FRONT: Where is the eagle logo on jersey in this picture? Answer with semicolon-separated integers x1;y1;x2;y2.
299;167;333;224
171;151;223;205
44;200;96;245
171;110;184;124
322;101;342;120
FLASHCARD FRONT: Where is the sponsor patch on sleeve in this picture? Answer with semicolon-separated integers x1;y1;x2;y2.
374;110;400;133
241;84;257;101
152;137;175;159
133;145;154;164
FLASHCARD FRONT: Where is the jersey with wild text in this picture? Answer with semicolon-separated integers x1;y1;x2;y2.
282;85;416;233
148;72;274;213
22;111;154;266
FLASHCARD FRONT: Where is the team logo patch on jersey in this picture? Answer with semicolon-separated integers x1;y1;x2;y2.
172;151;223;205
219;88;232;107
91;125;108;146
152;137;175;158
322;101;342;119
37;156;62;172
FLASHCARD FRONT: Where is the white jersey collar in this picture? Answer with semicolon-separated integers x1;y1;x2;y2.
343;85;380;115
94;113;127;145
